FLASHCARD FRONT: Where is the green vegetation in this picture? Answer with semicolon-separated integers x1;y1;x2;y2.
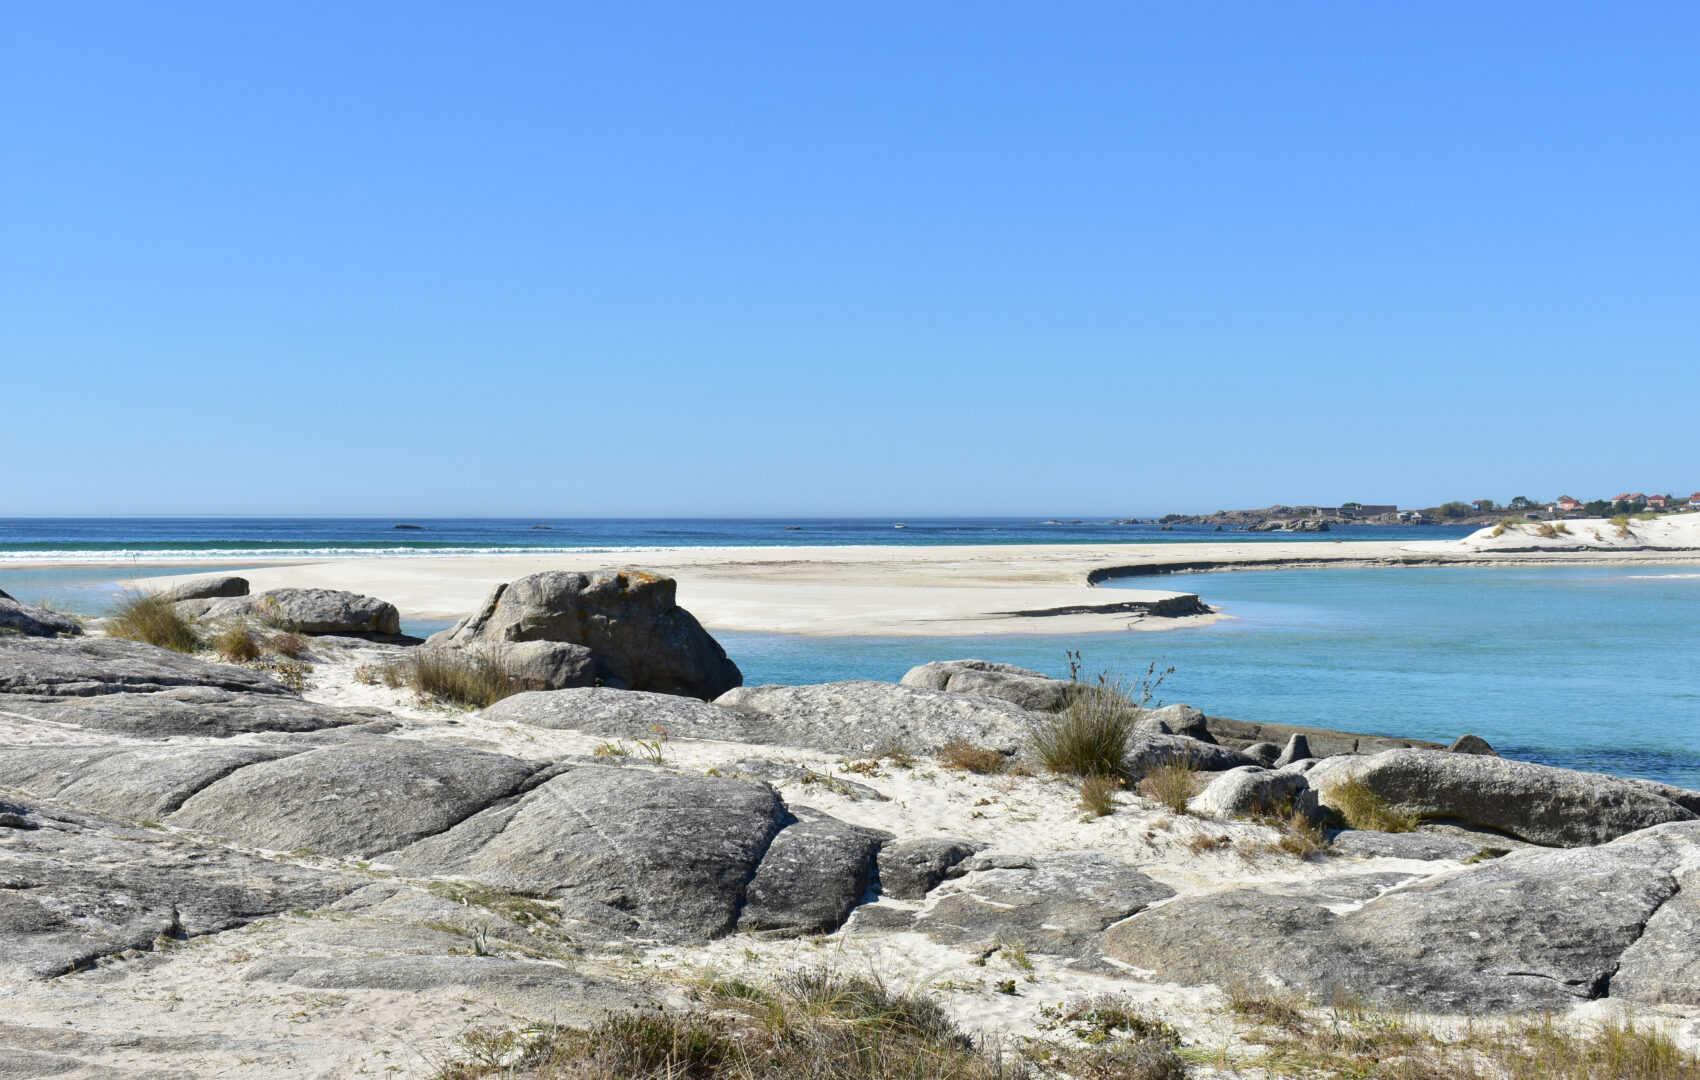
211;621;261;663
1328;775;1417;832
382;647;541;708
939;740;1008;774
1077;774;1121;817
1029;655;1169;780
1436;501;1475;519
106;589;199;653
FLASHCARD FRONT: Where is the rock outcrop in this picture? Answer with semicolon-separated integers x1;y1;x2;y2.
1189;765;1318;819
1308;749;1697;847
427;571;740;698
0;591;82;638
715;681;1034;755
180;588;401;636
167;575;250;600
482;687;771;742
0;637;289;697
900;660;1075;712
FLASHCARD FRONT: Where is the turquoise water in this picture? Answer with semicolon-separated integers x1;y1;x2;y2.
7;559;1696;787
721;566;1700;787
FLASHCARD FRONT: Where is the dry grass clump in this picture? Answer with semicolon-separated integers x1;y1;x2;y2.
1329;776;1417;832
1078;775;1122;817
939;741;1008;774
269;632;308;658
432;967;1027;1080
1612;513;1634;536
1225;984;1700;1079
1031;994;1189;1080
212;622;261;663
383;647;541;709
106;589;199;654
1140;756;1201;815
1270;810;1329;859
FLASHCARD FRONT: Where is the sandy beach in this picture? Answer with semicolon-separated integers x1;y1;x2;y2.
106;516;1700;636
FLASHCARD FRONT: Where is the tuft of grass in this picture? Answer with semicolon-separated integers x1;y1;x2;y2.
939;741;1008;774
383;647;541;709
106;589;199;653
1271;809;1329;859
1140;756;1201;815
270;658;313;693
1078;775;1121;818
1029;675;1139;779
1553;521;1570;534
1532;521;1559;539
1611;513;1633;536
212;621;261;663
269;632;308;658
1329;775;1417;833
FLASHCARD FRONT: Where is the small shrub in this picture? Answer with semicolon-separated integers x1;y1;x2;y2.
1272;810;1328;859
352;663;382;685
1532;522;1558;539
940;741;1008;774
1078;774;1121;817
1140;756;1200;814
1031;680;1138;779
212;622;261;663
269;632;308;658
106;589;199;653
1330;775;1417;832
271;659;313;693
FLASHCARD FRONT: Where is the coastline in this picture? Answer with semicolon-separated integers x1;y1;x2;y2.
59;519;1690;636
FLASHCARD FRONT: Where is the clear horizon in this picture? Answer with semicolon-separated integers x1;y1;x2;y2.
4;3;1696;517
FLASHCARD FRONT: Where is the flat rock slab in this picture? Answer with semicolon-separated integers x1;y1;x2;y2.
918;851;1175;969
0;744;300;819
715;681;1035;755
1309;749;1697;847
483;687;772;742
0;689;393;738
1326;828;1487;862
711;757;887;802
0;597;82;639
901;660;1075;713
170;744;537;856
0;804;352;979
0;638;289;698
244;954;652;1023
1104;820;1700;1011
392;766;790;941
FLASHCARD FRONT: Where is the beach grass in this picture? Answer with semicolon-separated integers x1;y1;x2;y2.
106;589;199;654
1028;670;1143;779
1330;775;1417;832
1140;756;1200;814
1078;774;1121;817
211;621;261;663
939;740;1007;774
385;647;539;709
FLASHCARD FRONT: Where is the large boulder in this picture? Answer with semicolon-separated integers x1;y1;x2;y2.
1308;749;1696;847
0;592;82;638
183;588;401;636
714;681;1035;755
165;575;249;600
1188;765;1318;819
1204;715;1442;757
876;837;981;900
169;744;538;856
481;686;771;742
0;637;289;697
1104;821;1700;1011
392;767;870;941
427;571;740;699
900;660;1075;712
1126;732;1260;774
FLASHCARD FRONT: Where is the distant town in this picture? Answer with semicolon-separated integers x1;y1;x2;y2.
1145;492;1700;530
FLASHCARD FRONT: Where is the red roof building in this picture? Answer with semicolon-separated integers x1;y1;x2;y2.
1556;496;1582;511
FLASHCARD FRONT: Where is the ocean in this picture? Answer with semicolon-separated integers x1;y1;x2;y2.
5;517;1695;786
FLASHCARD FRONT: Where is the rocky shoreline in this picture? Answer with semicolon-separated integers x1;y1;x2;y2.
2;572;1697;1076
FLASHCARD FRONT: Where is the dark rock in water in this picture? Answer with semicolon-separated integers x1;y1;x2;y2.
901;660;1075;713
180;588;401;637
0;595;83;638
390;767;790;941
169;744;537;856
919;851;1175;969
2;688;393;738
1105;821;1700;1011
428;570;740;699
1273;733;1313;768
716;681;1034;755
877;837;981;900
739;808;884;934
166;575;249;600
1308;749;1695;847
0;637;289;698
1204;715;1442;758
0;801;352;979
531;525;552;529
393;524;424;530
1449;734;1497;756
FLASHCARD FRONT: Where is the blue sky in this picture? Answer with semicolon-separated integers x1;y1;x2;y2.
3;2;1696;516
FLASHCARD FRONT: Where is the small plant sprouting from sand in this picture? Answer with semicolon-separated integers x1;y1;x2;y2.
1330;775;1417;833
1553;521;1570;534
1140;755;1200;815
1611;513;1634;536
1030;654;1170;781
382;646;541;709
1078;774;1121;818
939;740;1008;774
269;632;309;659
212;621;262;663
106;588;200;654
271;658;313;693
